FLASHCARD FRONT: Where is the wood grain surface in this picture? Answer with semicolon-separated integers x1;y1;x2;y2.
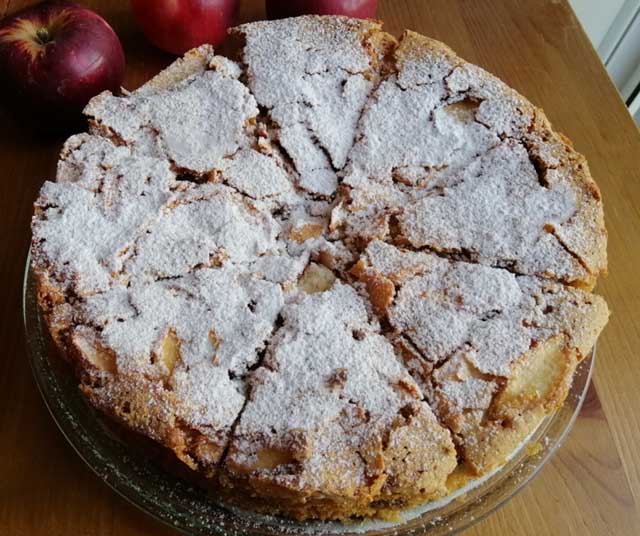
1;1;639;535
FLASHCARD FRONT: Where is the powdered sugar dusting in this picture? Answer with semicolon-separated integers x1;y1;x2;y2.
344;77;498;186
32;136;175;294
79;266;283;429
125;183;280;281
228;283;454;494
236;16;384;196
399;141;585;281
439;376;496;412
360;241;606;379
85;67;258;174
339;31;605;285
220;148;296;201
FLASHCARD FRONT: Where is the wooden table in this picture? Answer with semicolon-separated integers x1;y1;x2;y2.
1;1;639;534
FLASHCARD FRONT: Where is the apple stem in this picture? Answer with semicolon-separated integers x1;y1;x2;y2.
36;27;51;45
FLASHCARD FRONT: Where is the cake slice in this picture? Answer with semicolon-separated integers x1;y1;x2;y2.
353;240;608;474
73;264;283;476
337;31;607;288
222;282;456;519
232;16;396;196
84;48;260;177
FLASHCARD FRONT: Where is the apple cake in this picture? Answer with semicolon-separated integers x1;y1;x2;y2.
30;15;609;521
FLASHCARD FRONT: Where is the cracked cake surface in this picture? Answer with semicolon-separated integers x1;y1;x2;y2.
338;31;606;289
223;283;457;519
30;15;608;521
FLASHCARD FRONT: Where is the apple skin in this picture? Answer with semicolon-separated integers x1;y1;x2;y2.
0;1;125;127
266;0;378;19
131;0;239;56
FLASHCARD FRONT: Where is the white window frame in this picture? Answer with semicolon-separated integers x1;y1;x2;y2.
600;0;640;105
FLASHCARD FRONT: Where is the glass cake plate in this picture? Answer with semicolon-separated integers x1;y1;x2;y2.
23;260;594;536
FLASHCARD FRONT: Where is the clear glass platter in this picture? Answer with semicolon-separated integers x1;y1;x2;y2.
23;260;594;535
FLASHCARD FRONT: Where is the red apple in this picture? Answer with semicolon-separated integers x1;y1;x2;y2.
0;1;125;127
266;0;378;19
130;0;239;56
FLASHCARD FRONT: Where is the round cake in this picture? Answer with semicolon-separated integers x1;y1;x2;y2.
31;16;609;521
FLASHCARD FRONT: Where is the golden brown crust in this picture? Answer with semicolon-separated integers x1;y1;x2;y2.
80;372;226;475
33;268;227;478
451;336;577;475
220;405;456;520
138;45;216;93
33;268;72;350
